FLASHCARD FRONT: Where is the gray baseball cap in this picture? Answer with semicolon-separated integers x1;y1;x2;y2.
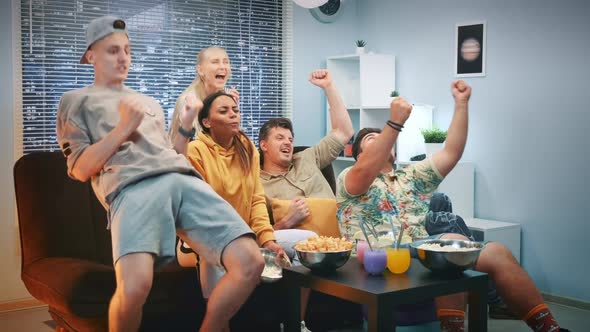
80;15;128;64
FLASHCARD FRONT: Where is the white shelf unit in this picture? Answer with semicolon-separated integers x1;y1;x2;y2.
326;53;434;164
465;218;521;263
326;53;396;136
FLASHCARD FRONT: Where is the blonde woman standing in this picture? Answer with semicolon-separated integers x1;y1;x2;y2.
169;46;239;143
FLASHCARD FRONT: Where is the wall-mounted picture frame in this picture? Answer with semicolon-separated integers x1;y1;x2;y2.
455;21;486;77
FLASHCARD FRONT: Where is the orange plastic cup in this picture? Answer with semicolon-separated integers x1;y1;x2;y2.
386;247;411;274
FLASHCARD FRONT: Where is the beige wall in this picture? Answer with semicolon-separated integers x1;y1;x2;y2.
0;0;31;303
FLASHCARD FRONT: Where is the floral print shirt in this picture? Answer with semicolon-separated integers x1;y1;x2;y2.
336;159;444;244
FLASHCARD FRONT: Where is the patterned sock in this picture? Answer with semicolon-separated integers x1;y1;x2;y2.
438;309;465;332
524;303;561;332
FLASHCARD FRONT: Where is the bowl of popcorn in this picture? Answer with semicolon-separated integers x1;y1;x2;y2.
410;239;485;274
293;236;354;272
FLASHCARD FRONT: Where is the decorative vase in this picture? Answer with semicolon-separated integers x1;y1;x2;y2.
425;143;444;157
356;46;365;55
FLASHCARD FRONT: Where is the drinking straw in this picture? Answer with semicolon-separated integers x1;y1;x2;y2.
395;223;405;250
358;221;373;251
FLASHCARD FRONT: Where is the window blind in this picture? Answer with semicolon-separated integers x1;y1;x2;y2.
15;0;293;153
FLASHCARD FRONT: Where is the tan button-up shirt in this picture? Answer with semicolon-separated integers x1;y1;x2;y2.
260;132;344;199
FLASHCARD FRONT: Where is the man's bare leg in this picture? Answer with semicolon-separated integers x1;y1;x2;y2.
476;241;544;317
109;253;154;332
440;233;552;325
199;236;264;332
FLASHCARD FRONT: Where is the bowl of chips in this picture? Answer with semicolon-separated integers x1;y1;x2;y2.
293;236;354;272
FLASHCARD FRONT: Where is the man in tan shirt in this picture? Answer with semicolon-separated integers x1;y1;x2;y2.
259;69;353;230
258;69;354;332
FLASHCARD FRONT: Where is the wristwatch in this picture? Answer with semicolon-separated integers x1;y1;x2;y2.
178;125;196;139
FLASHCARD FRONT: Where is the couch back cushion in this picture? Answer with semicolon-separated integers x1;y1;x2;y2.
14;152;113;267
270;198;341;238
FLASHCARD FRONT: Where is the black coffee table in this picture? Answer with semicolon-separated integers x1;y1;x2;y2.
282;258;488;332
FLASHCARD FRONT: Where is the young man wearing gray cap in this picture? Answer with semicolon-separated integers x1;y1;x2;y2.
56;16;263;332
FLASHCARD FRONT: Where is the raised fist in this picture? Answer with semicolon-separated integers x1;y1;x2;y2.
118;95;146;135
389;96;412;125
309;69;333;89
451;80;472;103
180;94;203;130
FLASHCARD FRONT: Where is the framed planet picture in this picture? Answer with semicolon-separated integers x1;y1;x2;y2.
455;21;486;77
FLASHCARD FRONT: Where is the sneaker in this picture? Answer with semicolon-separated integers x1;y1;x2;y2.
176;239;198;267
301;320;312;332
488;302;519;320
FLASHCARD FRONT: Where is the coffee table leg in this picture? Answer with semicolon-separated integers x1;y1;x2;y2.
367;299;395;332
467;276;488;332
284;284;301;332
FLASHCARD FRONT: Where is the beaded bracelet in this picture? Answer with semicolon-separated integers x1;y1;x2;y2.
386;120;403;132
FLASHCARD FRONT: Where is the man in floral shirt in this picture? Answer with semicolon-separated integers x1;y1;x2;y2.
337;152;443;243
336;81;568;332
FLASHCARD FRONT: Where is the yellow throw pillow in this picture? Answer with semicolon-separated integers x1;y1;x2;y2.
270;198;341;238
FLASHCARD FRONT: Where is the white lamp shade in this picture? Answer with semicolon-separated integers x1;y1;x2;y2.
292;0;329;9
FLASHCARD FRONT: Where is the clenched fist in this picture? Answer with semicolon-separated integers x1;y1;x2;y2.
180;94;203;131
118;95;147;136
309;69;333;89
285;198;310;228
451;80;471;103
389;96;412;126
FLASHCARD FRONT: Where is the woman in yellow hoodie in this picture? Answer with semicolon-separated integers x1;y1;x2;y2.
186;91;317;300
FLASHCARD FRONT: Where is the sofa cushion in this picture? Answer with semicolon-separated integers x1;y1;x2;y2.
23;257;202;317
270;198;341;238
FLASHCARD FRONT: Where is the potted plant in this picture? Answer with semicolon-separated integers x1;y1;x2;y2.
356;40;366;54
420;126;447;156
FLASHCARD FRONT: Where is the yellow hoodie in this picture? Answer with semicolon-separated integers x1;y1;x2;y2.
187;131;276;246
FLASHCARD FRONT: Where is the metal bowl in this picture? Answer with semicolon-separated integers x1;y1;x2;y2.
410;239;485;274
260;248;282;283
294;248;352;272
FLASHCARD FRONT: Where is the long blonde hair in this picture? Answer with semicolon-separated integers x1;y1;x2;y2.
169;46;231;141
